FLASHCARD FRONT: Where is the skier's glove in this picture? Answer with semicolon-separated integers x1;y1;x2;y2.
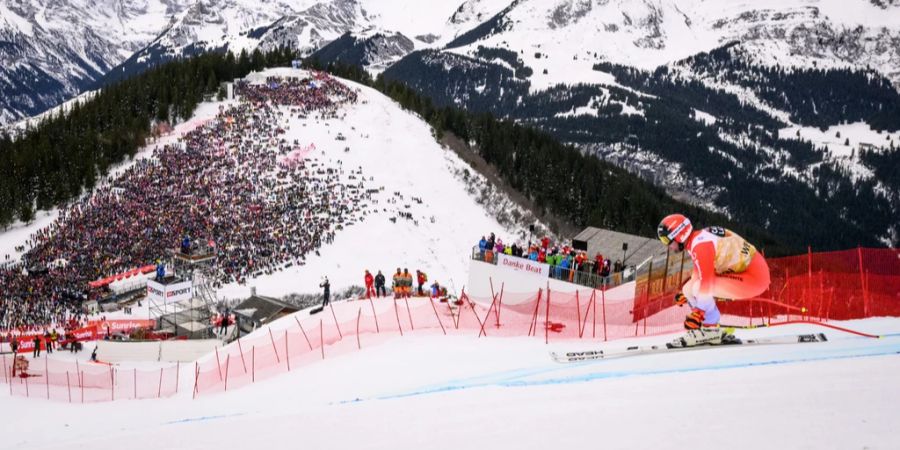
684;309;705;330
673;292;687;307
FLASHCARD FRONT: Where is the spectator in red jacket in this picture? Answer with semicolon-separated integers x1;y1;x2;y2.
364;270;375;299
416;270;427;296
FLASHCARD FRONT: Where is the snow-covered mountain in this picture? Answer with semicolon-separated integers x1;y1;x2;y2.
0;0;194;124
4;0;900;248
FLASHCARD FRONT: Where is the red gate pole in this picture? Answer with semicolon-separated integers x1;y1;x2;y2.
236;338;247;373
601;287;608;342
285;330;290;372
66;371;71;403
393;298;404;336
368;296;380;333
158;367;163;398
329;303;343;339
429;297;446;335
214;347;223;381
268;328;280;363
320;319;325;360
356;308;362;349
545;284;551;344
591;290;597;339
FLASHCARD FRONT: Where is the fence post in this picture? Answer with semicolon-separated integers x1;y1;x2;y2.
175;361;180;394
576;290;582;337
295;318;313;351
237;338;247;374
643;258;654;336
497;283;504;327
158;367;163;399
66;371;71;403
329;303;343;339
80;371;84;403
252;346;255;383
545;284;551;344
133;368;137;399
285;330;290;372
192;362;199;400
224;355;230;392
368;296;380;333
1;353;7;384
857;247;868;317
356;308;362;349
215;347;223;381
393;298;404;336
429;297;446;335
528;289;542;337
25;372;29;397
268;328;280;363
45;354;49;400
110;367;115;401
404;297;414;331
320;319;325;360
601;287;608;342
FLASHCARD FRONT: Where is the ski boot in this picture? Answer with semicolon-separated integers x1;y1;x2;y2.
667;327;740;348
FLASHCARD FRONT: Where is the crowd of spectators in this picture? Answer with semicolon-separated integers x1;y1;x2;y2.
0;73;367;335
476;232;627;287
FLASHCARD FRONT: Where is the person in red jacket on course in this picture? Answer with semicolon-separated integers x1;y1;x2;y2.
364;270;375;299
657;214;771;348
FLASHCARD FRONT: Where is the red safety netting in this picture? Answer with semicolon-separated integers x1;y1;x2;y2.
5;248;897;401
3;354;181;402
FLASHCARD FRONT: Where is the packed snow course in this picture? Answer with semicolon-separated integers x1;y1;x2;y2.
2;311;900;450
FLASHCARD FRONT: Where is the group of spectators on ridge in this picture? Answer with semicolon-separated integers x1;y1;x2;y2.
476;232;626;286
0;73;366;335
363;268;448;300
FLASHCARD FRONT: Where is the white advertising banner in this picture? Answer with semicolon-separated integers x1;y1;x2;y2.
496;254;550;278
146;279;193;304
146;280;165;303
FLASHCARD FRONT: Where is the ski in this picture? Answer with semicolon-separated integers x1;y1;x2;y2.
550;333;827;363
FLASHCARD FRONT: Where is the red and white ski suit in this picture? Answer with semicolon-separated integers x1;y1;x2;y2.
681;227;770;326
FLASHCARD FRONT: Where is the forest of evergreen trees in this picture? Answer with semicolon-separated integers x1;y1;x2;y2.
0;47;297;229
380;47;893;250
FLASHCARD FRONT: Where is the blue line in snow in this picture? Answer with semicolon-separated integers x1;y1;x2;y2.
164;413;245;425
340;342;900;404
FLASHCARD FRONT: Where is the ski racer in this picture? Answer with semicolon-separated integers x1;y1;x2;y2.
657;214;770;347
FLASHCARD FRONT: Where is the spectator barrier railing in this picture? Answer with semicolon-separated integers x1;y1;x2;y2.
471;246;635;289
4;247;898;401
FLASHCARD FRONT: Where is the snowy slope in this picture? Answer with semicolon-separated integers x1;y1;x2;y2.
2;317;899;449
216;68;532;301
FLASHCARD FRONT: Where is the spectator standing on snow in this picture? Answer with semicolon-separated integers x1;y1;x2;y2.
320;277;331;306
364;270;375;299
416;270;427;296
374;270;386;298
